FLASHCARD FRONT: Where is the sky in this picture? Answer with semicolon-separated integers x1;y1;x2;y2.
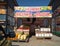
17;0;50;6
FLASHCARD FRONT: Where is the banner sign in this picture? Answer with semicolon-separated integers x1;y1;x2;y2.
14;6;52;18
34;12;52;18
14;6;52;11
15;12;32;18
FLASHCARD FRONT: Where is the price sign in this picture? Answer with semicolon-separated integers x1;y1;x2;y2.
0;9;6;14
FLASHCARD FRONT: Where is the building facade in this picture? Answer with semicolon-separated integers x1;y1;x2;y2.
0;0;18;45
48;0;60;36
48;0;60;12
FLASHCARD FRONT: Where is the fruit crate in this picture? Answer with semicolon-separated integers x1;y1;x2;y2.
18;37;29;42
12;37;29;42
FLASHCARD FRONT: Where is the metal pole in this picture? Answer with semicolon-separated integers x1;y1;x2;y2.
5;0;8;38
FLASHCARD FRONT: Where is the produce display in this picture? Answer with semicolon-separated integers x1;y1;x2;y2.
7;33;19;40
35;28;53;38
36;33;53;38
18;31;29;40
7;31;29;41
17;25;30;37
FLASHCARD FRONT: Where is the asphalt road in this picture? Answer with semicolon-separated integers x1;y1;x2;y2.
12;35;60;46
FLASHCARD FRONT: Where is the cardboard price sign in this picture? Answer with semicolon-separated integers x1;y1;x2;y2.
0;9;6;14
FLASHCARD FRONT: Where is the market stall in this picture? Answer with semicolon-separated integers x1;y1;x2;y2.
14;6;53;41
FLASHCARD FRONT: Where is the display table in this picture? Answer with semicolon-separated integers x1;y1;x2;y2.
35;28;53;39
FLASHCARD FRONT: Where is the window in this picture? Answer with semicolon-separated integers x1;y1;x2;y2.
8;16;15;26
0;15;6;21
